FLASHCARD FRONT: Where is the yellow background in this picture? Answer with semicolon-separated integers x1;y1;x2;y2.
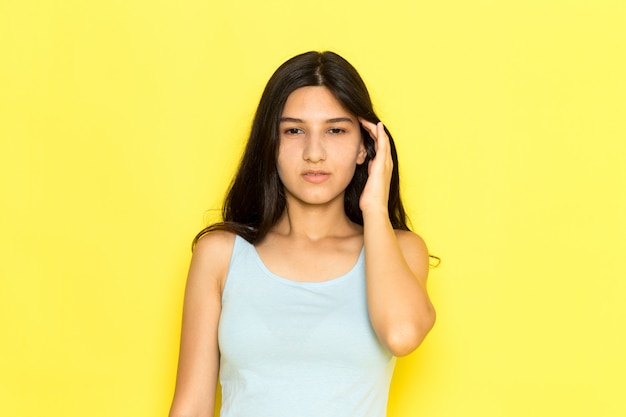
1;0;625;416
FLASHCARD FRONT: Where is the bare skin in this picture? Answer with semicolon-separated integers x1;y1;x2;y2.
169;86;435;417
358;117;435;356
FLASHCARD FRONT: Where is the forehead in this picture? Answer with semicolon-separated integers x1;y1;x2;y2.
281;86;354;119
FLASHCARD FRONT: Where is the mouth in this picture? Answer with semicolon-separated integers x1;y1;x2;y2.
302;170;330;184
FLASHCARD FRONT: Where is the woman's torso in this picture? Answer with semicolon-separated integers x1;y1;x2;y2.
217;235;395;417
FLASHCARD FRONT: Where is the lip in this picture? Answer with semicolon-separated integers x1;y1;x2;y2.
302;170;330;184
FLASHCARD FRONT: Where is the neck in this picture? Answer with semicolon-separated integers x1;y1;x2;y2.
272;198;361;241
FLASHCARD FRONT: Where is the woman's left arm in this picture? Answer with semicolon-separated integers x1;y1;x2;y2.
359;119;436;357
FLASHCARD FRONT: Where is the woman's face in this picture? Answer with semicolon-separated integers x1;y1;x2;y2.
277;86;367;208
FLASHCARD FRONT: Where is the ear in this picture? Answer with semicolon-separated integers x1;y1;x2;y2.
356;142;367;165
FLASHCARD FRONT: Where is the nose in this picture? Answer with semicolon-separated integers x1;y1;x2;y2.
302;133;326;162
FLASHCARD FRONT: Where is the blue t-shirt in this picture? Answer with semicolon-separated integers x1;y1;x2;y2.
218;235;395;417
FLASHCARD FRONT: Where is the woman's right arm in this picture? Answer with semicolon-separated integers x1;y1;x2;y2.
169;231;235;417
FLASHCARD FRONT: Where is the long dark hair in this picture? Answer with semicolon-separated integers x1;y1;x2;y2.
193;51;409;247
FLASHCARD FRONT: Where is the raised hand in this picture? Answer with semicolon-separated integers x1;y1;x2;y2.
358;118;393;216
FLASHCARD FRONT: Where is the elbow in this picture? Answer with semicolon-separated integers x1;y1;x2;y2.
169;398;214;417
383;306;436;357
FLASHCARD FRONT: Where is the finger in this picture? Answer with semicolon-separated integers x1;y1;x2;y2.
372;123;393;169
368;122;389;153
376;122;389;152
358;118;379;140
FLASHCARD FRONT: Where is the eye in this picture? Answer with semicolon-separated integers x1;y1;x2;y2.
328;128;346;135
283;127;303;135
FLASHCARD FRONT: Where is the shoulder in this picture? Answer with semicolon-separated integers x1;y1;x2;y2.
394;229;429;279
394;229;428;254
189;231;237;293
193;229;237;258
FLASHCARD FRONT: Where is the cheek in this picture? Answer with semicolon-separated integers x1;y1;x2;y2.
275;154;287;180
276;146;296;180
348;143;367;166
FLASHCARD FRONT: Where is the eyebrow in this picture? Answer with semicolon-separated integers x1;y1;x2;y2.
279;117;354;124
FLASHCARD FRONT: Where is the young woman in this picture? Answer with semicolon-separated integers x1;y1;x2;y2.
169;51;436;417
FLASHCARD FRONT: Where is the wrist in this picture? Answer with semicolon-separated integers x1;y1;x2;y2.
361;206;390;222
